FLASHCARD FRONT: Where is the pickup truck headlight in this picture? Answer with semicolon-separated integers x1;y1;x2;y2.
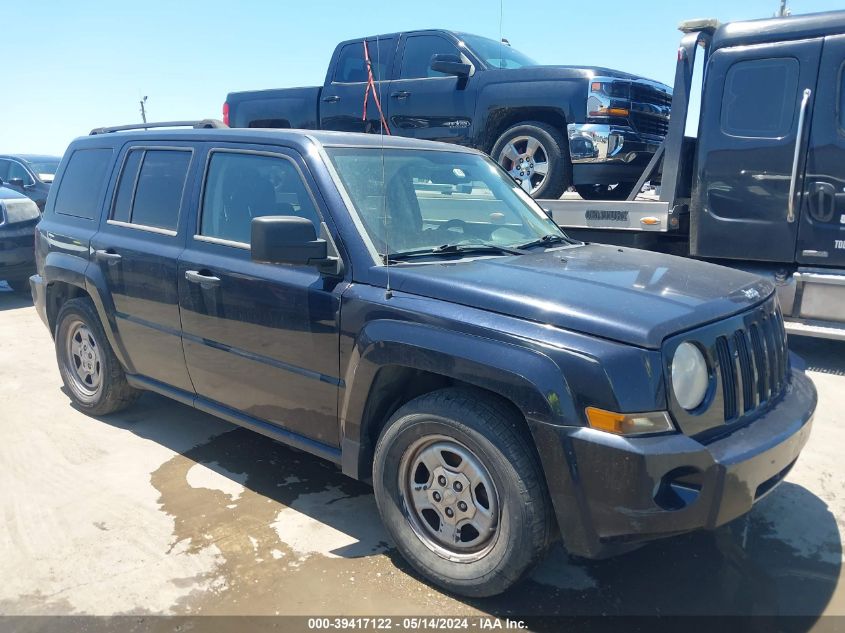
671;342;709;411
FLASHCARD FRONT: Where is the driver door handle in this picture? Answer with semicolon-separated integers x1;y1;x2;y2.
185;269;221;287
390;90;411;100
321;95;340;103
809;181;836;222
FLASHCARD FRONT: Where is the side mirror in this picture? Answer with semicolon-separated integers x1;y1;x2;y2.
430;54;471;78
251;216;328;266
8;177;25;188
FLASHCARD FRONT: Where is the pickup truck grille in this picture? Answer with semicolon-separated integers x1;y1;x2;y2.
630;112;669;137
714;304;789;422
629;82;671;138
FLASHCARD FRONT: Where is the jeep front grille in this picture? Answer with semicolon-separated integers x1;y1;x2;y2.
714;305;789;422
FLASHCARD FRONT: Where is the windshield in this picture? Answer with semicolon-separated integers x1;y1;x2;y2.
458;33;538;69
26;160;60;182
325;148;565;259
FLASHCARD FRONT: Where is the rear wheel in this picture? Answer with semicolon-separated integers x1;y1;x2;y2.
575;182;638;200
55;297;141;415
373;388;554;597
492;122;568;199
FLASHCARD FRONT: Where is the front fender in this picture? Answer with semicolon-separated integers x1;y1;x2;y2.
339;319;578;479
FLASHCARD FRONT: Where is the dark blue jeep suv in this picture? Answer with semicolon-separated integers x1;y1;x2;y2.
31;123;816;597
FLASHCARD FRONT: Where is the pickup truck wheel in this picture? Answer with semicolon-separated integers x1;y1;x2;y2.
373;388;554;597
492;122;568;199
55;297;141;415
575;182;637;200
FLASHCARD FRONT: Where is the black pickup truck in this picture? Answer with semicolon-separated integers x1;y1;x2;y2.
224;30;672;200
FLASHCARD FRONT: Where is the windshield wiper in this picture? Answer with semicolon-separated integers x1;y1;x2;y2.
385;243;525;262
515;234;576;250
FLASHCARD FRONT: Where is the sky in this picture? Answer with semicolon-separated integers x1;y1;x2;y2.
2;0;842;156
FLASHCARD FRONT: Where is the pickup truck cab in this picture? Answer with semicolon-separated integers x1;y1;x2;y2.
224;30;672;200
31;123;815;597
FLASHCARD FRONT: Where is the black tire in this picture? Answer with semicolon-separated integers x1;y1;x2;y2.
575;182;637;201
55;297;141;415
5;278;30;293
373;388;554;597
491;121;569;199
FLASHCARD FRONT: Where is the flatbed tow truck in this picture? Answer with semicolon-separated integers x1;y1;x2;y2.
540;10;845;340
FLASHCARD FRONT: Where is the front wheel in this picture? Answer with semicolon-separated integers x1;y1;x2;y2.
491;122;568;199
373;388;554;597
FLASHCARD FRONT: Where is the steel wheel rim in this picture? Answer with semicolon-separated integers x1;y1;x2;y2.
64;319;103;398
399;434;501;562
497;134;550;195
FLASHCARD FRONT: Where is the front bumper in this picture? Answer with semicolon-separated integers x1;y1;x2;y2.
0;223;36;281
536;367;816;558
567;123;662;185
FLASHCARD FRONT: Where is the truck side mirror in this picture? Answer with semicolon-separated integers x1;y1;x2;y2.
430;54;471;78
8;177;25;188
251;216;328;267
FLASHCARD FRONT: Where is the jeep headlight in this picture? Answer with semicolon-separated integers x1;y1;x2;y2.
671;342;709;411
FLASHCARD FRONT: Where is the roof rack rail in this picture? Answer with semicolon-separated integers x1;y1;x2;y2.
89;119;228;135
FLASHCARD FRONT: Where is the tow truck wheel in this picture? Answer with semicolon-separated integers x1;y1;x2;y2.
373;387;555;597
492;122;568;199
575;182;637;200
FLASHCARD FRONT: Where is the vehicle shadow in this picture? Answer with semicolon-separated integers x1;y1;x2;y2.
0;286;32;311
83;390;841;622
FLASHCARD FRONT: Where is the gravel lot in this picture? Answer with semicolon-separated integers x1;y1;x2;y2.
0;283;842;623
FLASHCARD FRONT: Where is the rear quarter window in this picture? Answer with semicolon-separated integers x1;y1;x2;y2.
721;57;799;138
53;148;114;219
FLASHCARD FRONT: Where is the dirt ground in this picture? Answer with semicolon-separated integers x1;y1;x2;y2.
0;284;842;626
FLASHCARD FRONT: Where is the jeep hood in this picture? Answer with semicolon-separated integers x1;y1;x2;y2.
383;244;773;349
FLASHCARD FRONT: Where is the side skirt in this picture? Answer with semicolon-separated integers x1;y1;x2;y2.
126;374;343;465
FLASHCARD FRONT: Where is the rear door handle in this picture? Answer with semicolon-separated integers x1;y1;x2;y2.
390;90;410;100
321;95;340;103
94;249;121;262
185;270;221;287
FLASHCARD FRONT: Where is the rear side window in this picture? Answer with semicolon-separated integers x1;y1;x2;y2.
721;57;799;138
200;151;319;245
111;148;191;231
54;148;113;219
400;35;460;79
334;39;393;82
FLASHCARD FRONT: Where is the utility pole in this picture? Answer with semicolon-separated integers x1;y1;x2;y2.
776;0;791;17
139;96;148;123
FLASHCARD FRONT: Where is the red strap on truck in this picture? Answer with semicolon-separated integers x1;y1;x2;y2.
362;40;391;135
